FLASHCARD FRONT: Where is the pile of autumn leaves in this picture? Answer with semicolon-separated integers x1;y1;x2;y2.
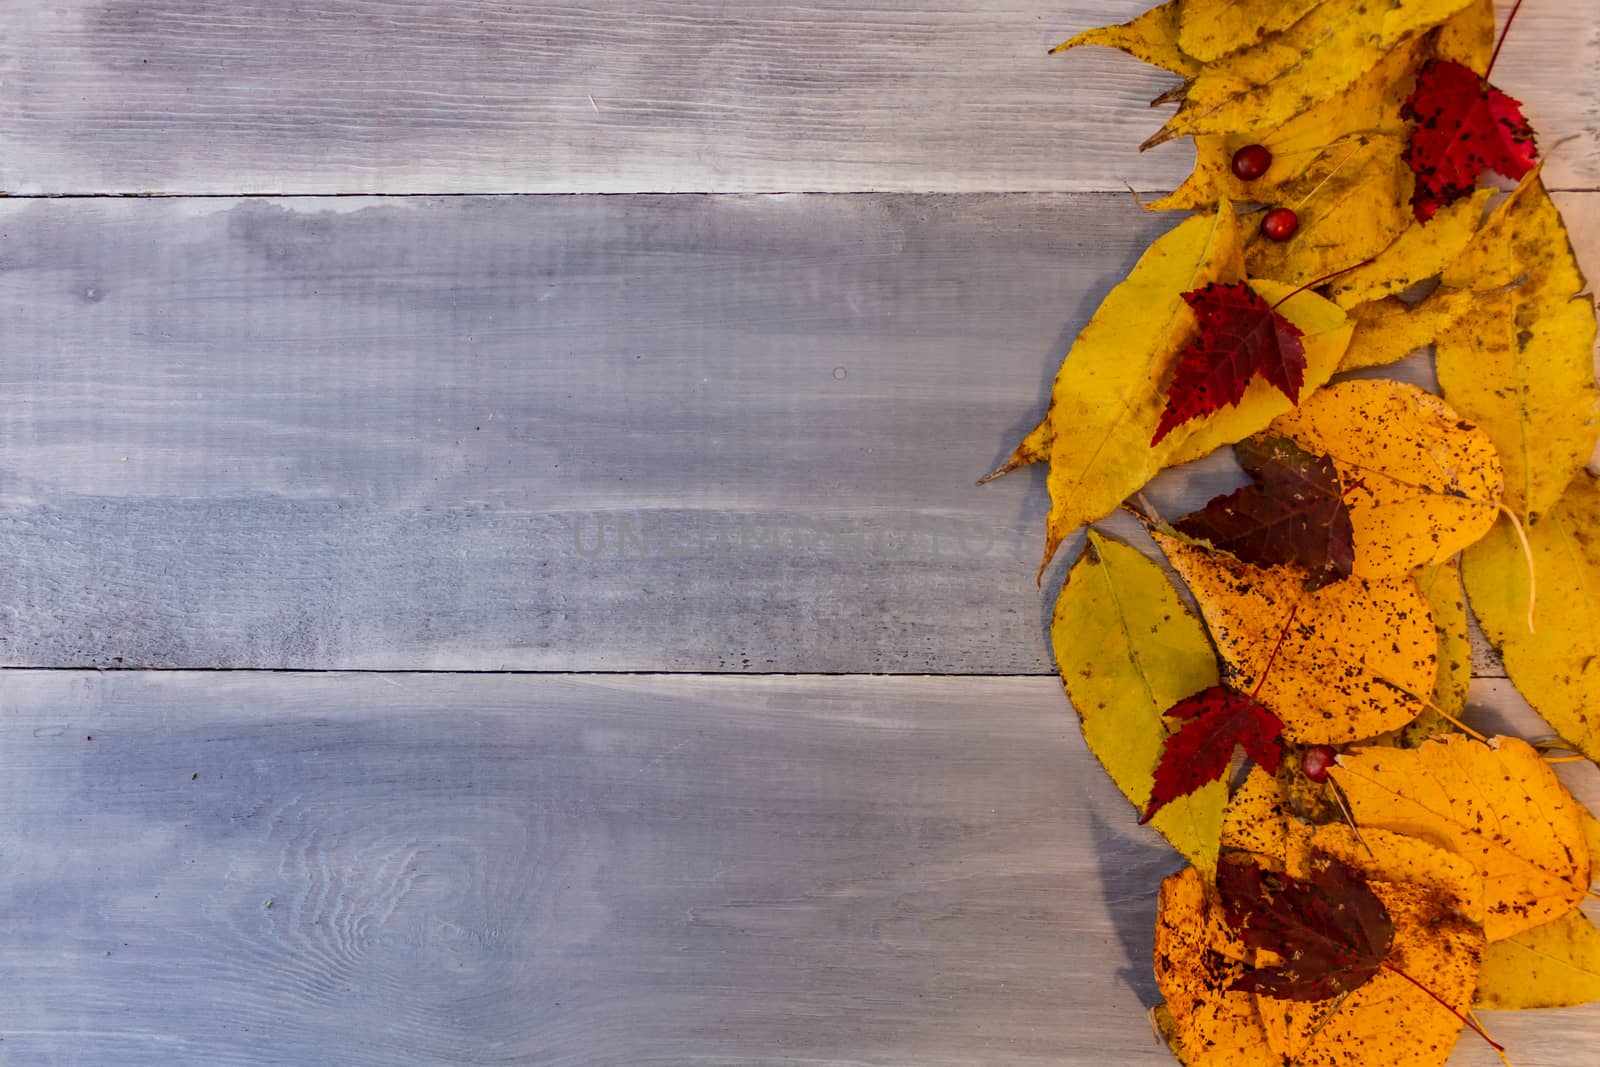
986;1;1600;1064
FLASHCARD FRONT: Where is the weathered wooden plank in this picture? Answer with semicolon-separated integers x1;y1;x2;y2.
1;1;1595;195
0;670;1593;1065
2;192;1594;672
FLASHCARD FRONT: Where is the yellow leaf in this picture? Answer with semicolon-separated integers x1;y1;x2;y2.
1435;194;1600;524
977;417;1049;483
1142;0;1474;149
1433;0;1494;69
1475;907;1600;1010
1153;531;1437;743
1243;134;1412;288
1463;471;1600;761
1176;0;1321;63
993;202;1352;570
1154;866;1279;1067
1332;735;1591;941
1220;765;1293;862
1050;0;1200;77
1256;878;1483;1067
1051;530;1225;872
1267;380;1504;577
1324;190;1492;309
1373;559;1470;747
1335;289;1474;373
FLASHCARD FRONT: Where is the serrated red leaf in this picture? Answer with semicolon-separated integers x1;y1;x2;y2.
1139;685;1285;824
1151;282;1306;446
1401;59;1538;223
1173;435;1355;589
1218;852;1395;1002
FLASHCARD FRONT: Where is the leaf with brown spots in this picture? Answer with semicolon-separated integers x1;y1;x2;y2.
1152;529;1438;744
1332;735;1591;941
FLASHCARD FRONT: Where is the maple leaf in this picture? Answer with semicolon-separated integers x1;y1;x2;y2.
1152;282;1306;446
1139;685;1285;824
1401;58;1538;222
1174;435;1354;589
1219;852;1395;1002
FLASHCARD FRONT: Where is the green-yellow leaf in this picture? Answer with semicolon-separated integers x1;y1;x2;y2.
1463;471;1600;762
1052;530;1226;873
1143;0;1474;149
1475;907;1600;1010
1050;0;1200;77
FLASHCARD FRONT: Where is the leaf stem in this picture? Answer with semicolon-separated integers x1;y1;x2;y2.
1498;504;1537;634
1486;0;1526;80
1380;962;1506;1055
1269;256;1380;310
1251;604;1299;697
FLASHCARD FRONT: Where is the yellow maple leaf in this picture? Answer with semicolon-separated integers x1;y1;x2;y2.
1051;530;1226;873
1332;735;1591;941
1464;470;1600;761
1153;530;1436;744
1324;190;1492;309
1267;380;1504;577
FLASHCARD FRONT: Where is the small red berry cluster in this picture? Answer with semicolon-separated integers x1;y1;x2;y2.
1230;145;1299;241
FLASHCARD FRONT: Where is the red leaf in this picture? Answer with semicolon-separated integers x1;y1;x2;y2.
1152;282;1306;445
1401;59;1538;223
1218;852;1395;1002
1139;685;1285;824
1173;435;1355;589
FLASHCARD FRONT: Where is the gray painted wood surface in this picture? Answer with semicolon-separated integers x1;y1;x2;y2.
0;670;1594;1066
2;0;1596;195
2;191;1595;673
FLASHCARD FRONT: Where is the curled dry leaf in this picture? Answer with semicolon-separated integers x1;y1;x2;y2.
1464;471;1600;762
1051;531;1226;872
1435;171;1599;525
1153;530;1437;744
1475;907;1600;1010
984;203;1353;572
1332;734;1591;941
1267;380;1504;577
1174;435;1355;589
1141;0;1475;151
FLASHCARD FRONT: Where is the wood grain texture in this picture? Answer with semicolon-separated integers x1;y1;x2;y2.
1;0;1595;195
0;669;1592;1065
2;191;1594;672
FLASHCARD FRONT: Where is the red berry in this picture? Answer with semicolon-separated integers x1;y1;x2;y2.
1261;207;1299;242
1230;144;1272;181
1302;744;1337;783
